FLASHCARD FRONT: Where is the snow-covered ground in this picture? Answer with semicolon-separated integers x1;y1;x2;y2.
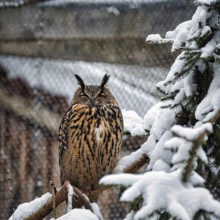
0;55;166;117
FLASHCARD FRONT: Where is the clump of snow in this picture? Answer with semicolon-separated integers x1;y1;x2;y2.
166;20;192;52
170;123;212;141
57;209;99;220
106;6;120;16
67;183;74;212
201;31;220;59
124;211;135;220
101;171;220;220
122;110;146;136
143;101;178;139
9;193;51;220
100;173;142;187
156;52;198;100
196;65;220;122
165;123;212;173
152;159;170;172
146;34;173;44
146;131;173;170
140;101;181;171
90;203;103;220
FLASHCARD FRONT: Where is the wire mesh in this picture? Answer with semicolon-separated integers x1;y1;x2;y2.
0;1;195;219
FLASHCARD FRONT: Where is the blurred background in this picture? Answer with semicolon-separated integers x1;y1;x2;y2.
0;0;195;219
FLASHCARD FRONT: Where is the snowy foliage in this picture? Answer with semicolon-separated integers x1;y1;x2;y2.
101;0;220;219
195;64;220;122
101;171;220;220
165;123;212;182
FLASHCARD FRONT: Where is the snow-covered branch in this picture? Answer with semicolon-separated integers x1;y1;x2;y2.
146;34;173;45
166;123;213;182
101;170;220;220
114;149;149;174
10;181;103;220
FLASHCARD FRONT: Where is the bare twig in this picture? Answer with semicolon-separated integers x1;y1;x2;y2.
49;181;57;218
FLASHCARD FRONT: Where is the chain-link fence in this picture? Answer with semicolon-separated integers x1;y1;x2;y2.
0;1;195;219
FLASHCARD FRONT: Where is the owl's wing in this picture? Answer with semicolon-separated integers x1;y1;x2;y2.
58;106;72;164
117;106;124;130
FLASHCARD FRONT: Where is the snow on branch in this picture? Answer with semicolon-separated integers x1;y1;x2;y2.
149;3;220;97
156;51;200;96
195;65;220;123
10;181;103;220
114;149;149;174
67;183;74;213
166;123;213;182
115;104;179;174
100;170;220;220
9;192;52;220
146;34;173;44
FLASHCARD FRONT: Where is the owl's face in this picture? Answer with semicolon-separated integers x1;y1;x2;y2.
72;74;118;107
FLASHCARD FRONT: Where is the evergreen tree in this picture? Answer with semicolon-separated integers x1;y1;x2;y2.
101;0;220;219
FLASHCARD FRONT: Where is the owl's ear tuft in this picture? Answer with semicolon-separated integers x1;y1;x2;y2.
75;74;85;89
100;74;110;88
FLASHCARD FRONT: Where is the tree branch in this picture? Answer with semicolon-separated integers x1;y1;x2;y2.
24;181;68;220
123;154;149;173
182;110;220;182
23;180;97;220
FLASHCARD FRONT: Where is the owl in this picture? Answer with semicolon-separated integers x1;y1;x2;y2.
58;74;123;204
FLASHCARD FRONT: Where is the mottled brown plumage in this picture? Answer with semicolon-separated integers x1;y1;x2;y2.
58;74;123;203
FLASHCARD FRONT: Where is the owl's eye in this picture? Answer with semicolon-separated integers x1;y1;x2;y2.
80;92;86;97
99;92;105;97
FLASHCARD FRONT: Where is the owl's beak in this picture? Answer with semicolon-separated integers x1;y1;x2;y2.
90;98;95;106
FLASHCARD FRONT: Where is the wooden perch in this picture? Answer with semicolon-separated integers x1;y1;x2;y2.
24;181;68;220
24;181;95;220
